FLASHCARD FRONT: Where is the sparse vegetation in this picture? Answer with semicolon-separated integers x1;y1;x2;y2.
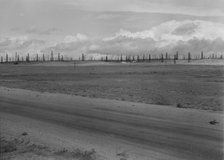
0;136;96;160
209;120;219;125
21;132;28;136
176;103;184;108
0;63;223;111
55;148;96;160
0;137;17;153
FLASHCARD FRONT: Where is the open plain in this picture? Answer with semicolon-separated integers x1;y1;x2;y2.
0;61;224;160
0;61;224;111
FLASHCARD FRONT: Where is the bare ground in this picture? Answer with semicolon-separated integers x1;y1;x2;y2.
0;87;223;160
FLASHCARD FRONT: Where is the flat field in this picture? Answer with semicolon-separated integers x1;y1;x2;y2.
1;61;224;160
0;61;223;111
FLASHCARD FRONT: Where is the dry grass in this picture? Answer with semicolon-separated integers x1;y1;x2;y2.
0;62;223;111
0;135;96;160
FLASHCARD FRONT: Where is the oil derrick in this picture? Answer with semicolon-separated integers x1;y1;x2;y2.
201;51;203;59
188;52;191;62
161;54;164;62
165;52;168;60
58;53;60;61
51;50;54;61
6;53;8;62
82;53;85;61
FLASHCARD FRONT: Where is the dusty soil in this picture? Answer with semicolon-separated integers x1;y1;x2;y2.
0;87;223;160
0;61;223;111
0;61;223;159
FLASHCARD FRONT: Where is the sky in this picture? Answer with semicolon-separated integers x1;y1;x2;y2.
1;0;224;58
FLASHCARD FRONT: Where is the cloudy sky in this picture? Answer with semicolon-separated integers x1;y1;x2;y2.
1;0;224;58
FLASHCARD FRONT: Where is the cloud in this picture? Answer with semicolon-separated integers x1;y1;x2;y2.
89;44;100;50
16;39;45;50
36;20;224;58
96;13;120;20
89;20;224;56
172;23;198;35
0;34;89;57
0;36;47;55
2;20;224;58
11;27;61;35
63;34;88;43
0;38;12;47
25;27;60;35
41;34;89;57
66;0;224;16
104;20;224;46
0;36;28;49
171;38;224;54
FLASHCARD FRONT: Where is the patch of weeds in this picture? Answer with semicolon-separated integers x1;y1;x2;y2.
209;120;219;125
0;138;17;153
117;151;128;160
152;71;158;74
117;151;126;157
54;148;68;155
1;135;97;160
176;103;191;109
25;143;50;153
21;132;28;136
156;101;170;105
55;148;96;160
176;103;184;108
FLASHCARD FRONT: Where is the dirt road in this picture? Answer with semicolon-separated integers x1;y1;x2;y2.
0;87;223;160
